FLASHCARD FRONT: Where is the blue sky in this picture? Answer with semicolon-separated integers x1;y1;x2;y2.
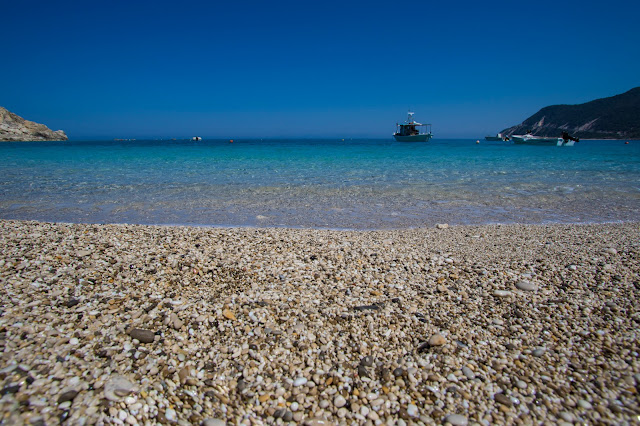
2;0;639;139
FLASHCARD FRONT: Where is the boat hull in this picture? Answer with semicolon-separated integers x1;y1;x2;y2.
511;135;573;146
484;136;503;141
394;134;432;142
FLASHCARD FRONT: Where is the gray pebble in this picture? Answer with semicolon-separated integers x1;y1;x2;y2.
532;348;546;357
515;280;537;291
444;414;468;426
461;367;475;380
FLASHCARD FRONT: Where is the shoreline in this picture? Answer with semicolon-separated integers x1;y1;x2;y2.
1;219;638;424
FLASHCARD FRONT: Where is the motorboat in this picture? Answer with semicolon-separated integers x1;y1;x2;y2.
394;112;432;142
511;133;575;146
485;133;509;141
192;136;202;141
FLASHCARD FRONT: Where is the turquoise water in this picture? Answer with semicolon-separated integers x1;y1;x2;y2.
0;138;638;229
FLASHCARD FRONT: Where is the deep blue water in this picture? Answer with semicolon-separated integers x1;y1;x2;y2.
0;138;638;229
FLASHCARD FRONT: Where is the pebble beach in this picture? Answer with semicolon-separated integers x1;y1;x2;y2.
1;219;639;425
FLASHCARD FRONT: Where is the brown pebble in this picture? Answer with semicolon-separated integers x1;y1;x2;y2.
429;334;446;346
57;390;79;404
494;393;513;407
129;328;156;344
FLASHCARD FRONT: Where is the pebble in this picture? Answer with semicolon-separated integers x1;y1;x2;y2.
57;390;79;404
333;395;346;408
494;393;513;407
129;328;155;343
293;377;308;387
493;290;512;297
578;399;593;409
406;404;418;417
515;280;537;291
461;367;475;380
532;348;546;357
558;411;576;422
429;333;447;346
165;408;177;422
202;419;226;426
104;376;136;401
444;414;468;426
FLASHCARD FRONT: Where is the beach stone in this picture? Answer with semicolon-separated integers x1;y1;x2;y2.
304;418;331;426
407;404;418;417
165;407;177;422
360;356;374;367
461;367;475;380
130;328;155;343
436;223;449;229
104;376;136;401
558;411;576;422
494;290;512;297
293;377;308;387
494;393;512;407
178;367;190;384
578;399;593;409
170;313;184;330
444;414;468;426
334;395;346;408
429;334;446;346
532;348;546;357
516;281;537;291
65;299;80;308
222;309;236;320
57;390;79;404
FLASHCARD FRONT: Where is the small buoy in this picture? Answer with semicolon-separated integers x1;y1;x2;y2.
229;139;234;143
476;140;480;144
625;141;629;144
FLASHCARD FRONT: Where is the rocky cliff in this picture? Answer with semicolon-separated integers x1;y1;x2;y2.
0;107;68;141
502;87;640;139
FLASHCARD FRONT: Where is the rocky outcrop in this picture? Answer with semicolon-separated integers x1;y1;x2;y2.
0;107;68;141
502;87;640;139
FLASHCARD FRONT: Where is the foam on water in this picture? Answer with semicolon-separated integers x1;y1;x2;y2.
0;138;638;229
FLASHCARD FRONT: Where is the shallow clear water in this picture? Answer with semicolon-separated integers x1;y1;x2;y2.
0;138;638;229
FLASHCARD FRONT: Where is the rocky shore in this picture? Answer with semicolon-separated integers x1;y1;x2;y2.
0;220;638;425
0;107;67;142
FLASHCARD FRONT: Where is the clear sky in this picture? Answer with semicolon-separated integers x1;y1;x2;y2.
2;0;639;139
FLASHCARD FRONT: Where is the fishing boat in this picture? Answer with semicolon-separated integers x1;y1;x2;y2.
485;133;509;141
511;133;575;146
393;112;432;142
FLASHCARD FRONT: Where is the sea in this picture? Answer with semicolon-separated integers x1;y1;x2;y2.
0;138;638;230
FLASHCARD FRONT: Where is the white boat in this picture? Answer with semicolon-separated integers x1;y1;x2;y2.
192;136;202;141
393;112;432;142
485;133;509;141
511;133;575;146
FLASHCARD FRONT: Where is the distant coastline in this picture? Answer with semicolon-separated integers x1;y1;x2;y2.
0;106;67;142
501;87;640;140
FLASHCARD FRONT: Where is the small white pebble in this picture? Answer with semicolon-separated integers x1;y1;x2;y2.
293;377;307;387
